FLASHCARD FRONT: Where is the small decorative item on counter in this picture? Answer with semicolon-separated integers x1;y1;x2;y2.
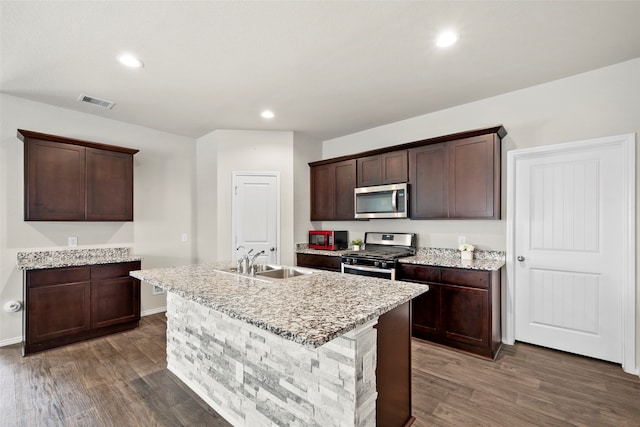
459;243;475;261
351;239;363;251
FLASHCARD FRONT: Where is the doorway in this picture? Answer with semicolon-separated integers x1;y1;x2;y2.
506;134;636;374
231;172;280;265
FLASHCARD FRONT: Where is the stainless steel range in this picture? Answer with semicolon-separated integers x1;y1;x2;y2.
341;232;416;280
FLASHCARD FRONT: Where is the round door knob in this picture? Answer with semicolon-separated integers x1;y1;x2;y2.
270;247;276;251
517;256;525;262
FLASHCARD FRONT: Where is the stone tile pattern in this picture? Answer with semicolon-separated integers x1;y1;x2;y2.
16;247;142;270
296;245;505;271
168;293;377;427
130;262;427;348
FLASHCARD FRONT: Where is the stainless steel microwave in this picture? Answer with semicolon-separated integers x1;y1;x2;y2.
354;183;408;219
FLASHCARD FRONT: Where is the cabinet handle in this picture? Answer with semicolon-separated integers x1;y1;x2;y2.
517;256;525;262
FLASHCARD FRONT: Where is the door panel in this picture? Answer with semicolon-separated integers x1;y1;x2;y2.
514;143;625;362
233;174;279;264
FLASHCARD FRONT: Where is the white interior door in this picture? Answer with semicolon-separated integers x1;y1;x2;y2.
510;135;635;367
232;173;279;264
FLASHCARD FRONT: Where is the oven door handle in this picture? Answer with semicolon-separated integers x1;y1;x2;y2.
342;264;393;274
391;190;397;211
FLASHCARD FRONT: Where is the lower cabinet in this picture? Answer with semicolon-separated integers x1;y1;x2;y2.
24;261;141;354
296;253;342;272
398;263;501;359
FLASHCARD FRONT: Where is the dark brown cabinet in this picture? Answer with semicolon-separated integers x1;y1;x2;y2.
310;159;356;221
309;125;505;221
409;143;448;218
24;261;141;354
86;148;134;221
398;263;501;359
296;253;342;271
18;129;138;222
357;150;408;187
409;134;500;219
448;134;500;218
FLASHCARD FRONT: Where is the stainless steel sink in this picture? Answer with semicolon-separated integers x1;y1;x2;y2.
216;264;312;280
255;267;313;279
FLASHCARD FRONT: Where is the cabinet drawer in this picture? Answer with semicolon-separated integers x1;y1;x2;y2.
296;253;342;272
91;261;141;280
27;266;91;288
441;269;489;289
398;264;441;283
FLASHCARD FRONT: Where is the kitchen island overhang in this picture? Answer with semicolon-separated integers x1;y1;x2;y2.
131;262;428;427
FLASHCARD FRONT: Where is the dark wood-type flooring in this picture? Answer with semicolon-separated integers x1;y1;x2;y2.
1;313;639;426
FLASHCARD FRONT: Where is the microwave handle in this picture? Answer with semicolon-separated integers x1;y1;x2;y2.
391;190;398;211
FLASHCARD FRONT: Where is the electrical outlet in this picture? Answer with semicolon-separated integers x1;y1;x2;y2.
181;233;188;242
68;236;78;247
152;285;165;295
457;236;465;247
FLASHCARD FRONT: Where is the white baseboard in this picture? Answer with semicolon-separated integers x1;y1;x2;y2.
141;306;166;317
0;336;22;347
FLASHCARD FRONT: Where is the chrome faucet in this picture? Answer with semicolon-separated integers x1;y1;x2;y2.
249;250;265;275
236;246;253;274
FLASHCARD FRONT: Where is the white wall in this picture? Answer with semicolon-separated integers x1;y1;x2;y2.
195;130;296;266
0;94;196;344
321;58;640;370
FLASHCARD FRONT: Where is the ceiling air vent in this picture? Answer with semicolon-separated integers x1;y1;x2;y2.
77;94;115;109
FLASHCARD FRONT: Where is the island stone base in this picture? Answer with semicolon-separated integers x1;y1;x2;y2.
166;293;379;426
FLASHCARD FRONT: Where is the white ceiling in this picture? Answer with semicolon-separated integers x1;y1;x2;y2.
2;1;640;141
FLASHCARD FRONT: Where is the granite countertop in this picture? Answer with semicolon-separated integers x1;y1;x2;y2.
130;261;428;348
296;244;505;271
17;247;141;270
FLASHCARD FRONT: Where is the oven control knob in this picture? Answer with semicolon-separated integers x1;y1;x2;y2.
374;261;380;267
352;258;357;265
381;262;387;268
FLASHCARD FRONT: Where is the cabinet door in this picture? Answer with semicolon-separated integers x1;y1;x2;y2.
91;277;140;329
25;139;86;221
333;159;356;220
357;151;408;187
310;159;356;221
409;143;448;218
412;284;440;337
27;281;91;344
440;285;489;347
86;148;134;221
449;135;500;218
310;164;334;221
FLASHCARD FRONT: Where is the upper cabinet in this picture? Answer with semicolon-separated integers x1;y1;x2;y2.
448;134;500;218
309;125;505;221
18;130;139;222
409;143;448;218
409;133;501;219
310;159;356;221
357;150;408;187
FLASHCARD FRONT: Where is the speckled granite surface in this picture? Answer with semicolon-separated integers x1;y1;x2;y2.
17;247;141;270
130;261;428;348
296;245;505;271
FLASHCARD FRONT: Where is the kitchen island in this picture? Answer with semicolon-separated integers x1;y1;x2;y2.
130;262;428;427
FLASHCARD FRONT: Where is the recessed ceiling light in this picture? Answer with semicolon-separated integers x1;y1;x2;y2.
261;110;275;119
118;54;144;68
436;31;459;48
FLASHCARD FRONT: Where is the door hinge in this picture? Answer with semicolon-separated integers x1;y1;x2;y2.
234;186;238;196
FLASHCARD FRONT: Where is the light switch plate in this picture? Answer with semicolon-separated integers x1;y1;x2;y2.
181;233;188;242
457;236;465;247
68;236;78;247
